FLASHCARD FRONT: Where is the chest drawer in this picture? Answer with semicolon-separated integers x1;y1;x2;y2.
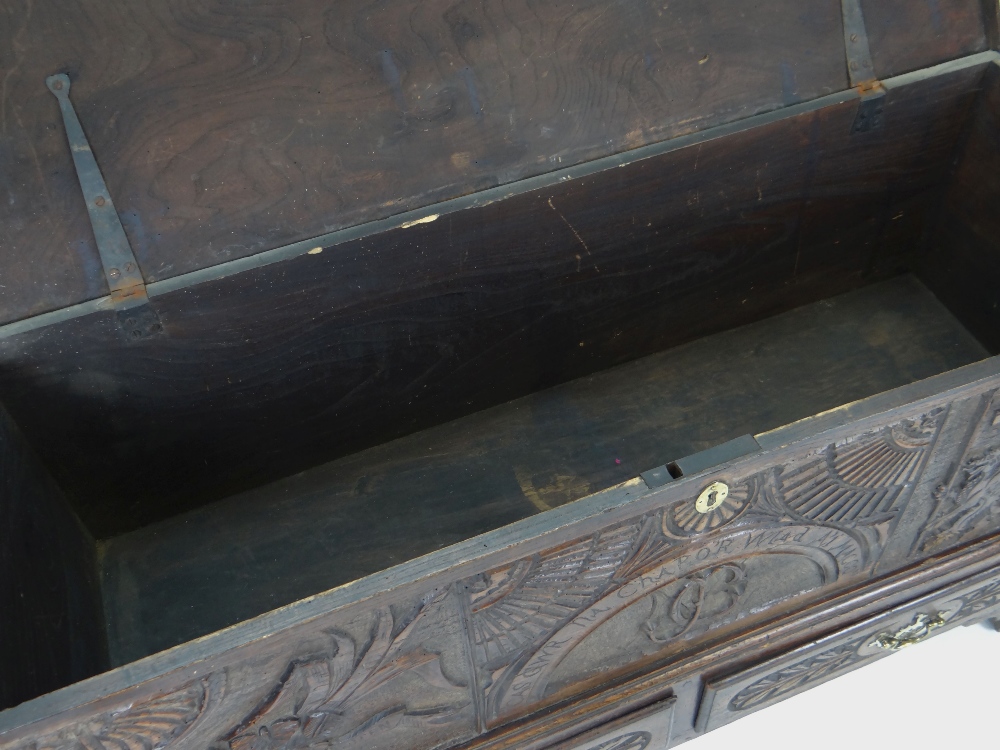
547;698;677;750
695;566;1000;733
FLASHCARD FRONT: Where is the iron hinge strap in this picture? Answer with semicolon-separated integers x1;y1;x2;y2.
45;73;164;341
841;0;877;88
839;0;886;134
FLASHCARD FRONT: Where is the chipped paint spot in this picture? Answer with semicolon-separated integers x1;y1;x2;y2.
307;247;323;255
400;214;439;229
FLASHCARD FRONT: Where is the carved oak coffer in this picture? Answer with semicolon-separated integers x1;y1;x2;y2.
2;1;1000;749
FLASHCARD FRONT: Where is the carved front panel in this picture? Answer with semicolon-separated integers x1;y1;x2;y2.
462;407;948;725
916;391;1000;556
696;568;1000;732
6;377;1000;750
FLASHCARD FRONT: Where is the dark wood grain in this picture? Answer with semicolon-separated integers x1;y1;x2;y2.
919;61;1000;352
0;0;850;325
0;404;106;712
98;275;989;664
0;64;987;538
862;0;988;77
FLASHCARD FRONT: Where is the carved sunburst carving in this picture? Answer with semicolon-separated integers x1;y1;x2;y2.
662;477;757;538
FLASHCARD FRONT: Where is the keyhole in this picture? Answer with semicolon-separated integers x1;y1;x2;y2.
695;481;729;514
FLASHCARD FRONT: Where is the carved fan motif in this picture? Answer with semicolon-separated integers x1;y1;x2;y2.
468;521;640;665
19;681;208;750
777;412;942;525
662;478;756;538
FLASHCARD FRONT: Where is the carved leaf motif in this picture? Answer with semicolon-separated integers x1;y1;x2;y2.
221;596;468;750
950;579;1000;619
727;636;866;713
587;731;652;750
18;681;208;750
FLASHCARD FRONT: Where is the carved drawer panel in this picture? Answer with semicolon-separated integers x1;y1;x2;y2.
695;566;1000;733
547;698;676;750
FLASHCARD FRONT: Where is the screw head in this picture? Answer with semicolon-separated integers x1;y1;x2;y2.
53;79;64;91
109;268;120;278
850;33;858;42
95;196;106;207
124;262;134;272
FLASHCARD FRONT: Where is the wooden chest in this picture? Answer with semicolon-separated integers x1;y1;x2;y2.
2;1;1000;748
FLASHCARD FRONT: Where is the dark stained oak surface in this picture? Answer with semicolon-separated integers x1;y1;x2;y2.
0;406;106;711
920;61;1000;352
0;62;988;538
0;0;851;324
862;0;988;78
0;7;997;746
100;275;989;665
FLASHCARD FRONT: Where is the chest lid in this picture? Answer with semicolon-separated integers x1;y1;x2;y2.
1;0;994;324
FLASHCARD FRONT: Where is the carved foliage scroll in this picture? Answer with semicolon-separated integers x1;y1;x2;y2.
216;591;474;750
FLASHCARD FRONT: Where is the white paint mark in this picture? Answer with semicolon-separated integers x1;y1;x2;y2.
307;247;323;255
399;214;440;229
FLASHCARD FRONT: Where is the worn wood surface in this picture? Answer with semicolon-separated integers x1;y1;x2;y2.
862;0;988;78
99;275;989;664
919;61;1000;352
4;362;1000;750
0;63;987;537
0;0;853;325
0;405;106;712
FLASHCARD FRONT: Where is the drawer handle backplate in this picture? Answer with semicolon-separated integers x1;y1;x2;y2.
869;612;946;651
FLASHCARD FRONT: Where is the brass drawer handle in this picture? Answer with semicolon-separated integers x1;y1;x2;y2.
869;612;946;651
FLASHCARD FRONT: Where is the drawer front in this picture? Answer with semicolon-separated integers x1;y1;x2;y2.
546;698;676;750
696;568;1000;733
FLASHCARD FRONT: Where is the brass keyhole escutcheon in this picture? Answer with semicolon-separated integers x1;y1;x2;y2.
696;481;729;514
